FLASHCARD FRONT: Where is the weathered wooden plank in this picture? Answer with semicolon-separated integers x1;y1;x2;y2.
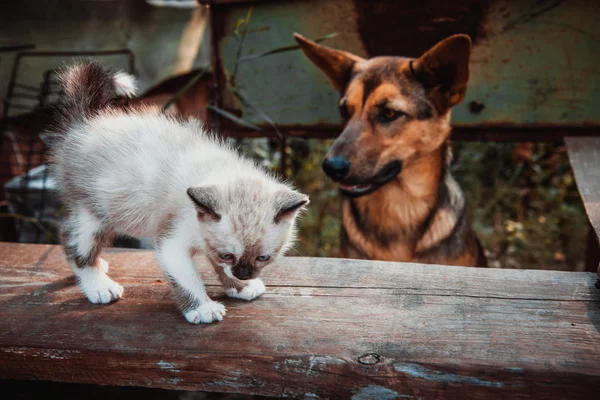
0;243;599;399
565;137;600;275
566;137;600;238
2;244;595;301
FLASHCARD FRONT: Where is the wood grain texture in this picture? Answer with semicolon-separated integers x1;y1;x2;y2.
1;242;599;399
565;137;600;275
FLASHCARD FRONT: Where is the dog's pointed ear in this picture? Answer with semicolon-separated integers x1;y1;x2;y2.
187;186;221;222
294;33;364;93
411;34;471;112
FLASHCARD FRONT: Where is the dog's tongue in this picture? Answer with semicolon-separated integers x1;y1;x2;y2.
339;183;372;192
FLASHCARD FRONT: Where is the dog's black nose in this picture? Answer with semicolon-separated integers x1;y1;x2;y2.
233;264;252;280
322;156;350;181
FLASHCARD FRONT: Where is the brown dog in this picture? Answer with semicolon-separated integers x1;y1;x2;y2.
295;33;486;267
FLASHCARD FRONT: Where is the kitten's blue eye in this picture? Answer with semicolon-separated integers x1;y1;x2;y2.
220;253;234;261
256;255;270;262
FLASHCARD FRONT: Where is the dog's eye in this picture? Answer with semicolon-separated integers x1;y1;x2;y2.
339;102;350;120
219;253;234;261
256;255;271;262
378;108;404;123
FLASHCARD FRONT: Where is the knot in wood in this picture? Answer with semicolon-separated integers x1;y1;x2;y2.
358;353;381;365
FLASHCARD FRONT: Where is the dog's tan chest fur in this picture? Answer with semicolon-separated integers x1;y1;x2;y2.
340;145;466;264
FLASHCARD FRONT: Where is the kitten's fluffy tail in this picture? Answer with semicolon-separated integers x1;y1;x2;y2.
56;61;137;125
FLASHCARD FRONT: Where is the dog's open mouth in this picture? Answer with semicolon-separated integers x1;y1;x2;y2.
338;161;402;198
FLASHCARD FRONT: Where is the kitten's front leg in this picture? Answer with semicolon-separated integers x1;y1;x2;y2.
213;264;266;301
156;238;226;324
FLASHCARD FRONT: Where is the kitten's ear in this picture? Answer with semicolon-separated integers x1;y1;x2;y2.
274;190;309;224
187;186;221;222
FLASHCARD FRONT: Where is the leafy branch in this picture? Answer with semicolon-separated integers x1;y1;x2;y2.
205;104;262;131
238;32;338;63
162;6;337;146
230;7;254;86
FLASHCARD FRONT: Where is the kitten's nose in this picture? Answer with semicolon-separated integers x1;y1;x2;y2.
233;264;252;280
322;156;350;181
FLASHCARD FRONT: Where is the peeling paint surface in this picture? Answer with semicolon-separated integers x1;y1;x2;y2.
216;0;600;128
157;360;180;373
352;385;415;400
308;355;345;372
394;363;505;388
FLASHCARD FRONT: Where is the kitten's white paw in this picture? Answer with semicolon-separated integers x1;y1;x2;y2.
99;258;109;273
226;278;266;301
184;301;227;324
84;278;124;304
74;267;124;304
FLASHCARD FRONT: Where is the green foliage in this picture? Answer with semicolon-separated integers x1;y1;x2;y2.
238;139;587;270
287;139;340;257
452;142;587;270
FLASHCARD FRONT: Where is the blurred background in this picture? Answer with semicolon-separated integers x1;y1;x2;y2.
0;0;598;271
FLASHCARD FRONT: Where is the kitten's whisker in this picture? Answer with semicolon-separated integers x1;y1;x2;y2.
289;247;302;256
204;248;221;257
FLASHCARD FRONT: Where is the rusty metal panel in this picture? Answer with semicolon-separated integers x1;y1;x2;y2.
210;0;600;134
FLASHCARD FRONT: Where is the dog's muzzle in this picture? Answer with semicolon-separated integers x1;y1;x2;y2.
322;156;351;182
337;160;403;198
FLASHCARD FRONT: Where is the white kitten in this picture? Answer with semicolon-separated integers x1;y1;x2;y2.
49;61;308;324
